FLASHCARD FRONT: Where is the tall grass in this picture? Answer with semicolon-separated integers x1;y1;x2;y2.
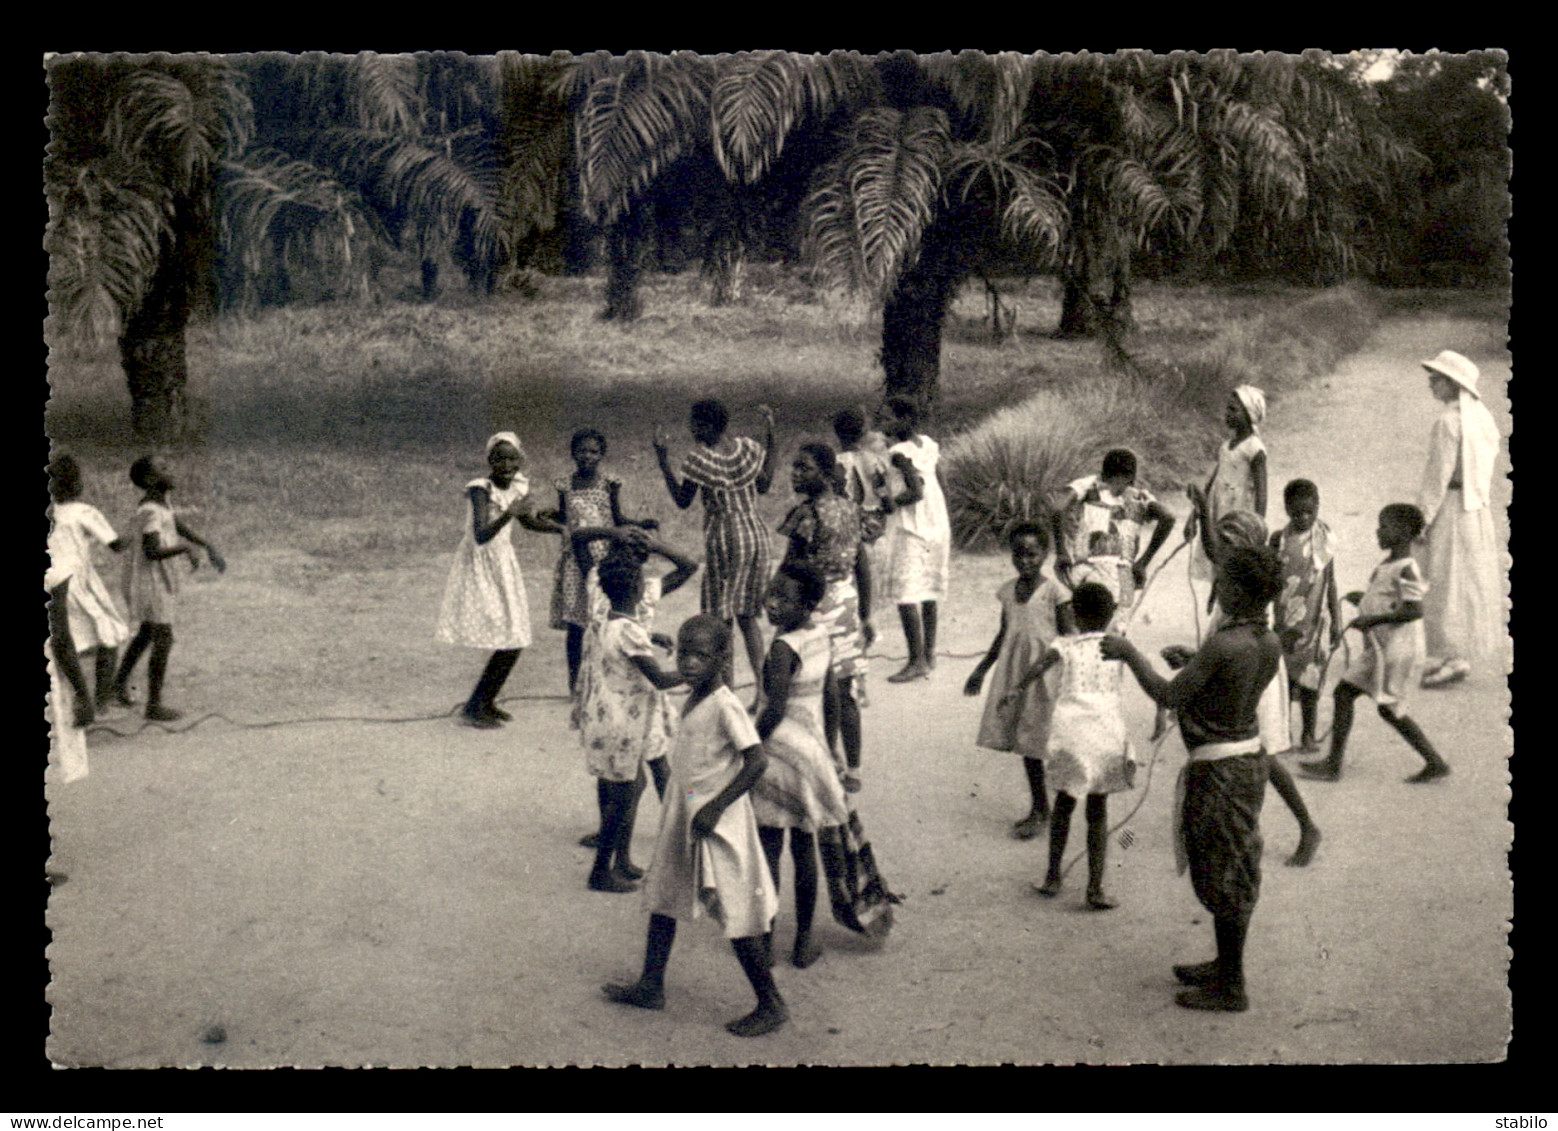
942;284;1382;550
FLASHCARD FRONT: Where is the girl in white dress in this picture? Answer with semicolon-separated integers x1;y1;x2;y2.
878;396;951;683
48;455;129;710
436;432;561;728
1020;583;1136;910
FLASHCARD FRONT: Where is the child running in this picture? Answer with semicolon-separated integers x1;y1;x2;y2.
751;563;852;969
550;427;658;693
577;555;686;893
1271;479;1343;753
604;614;787;1038
1188;385;1269;595
877;396;951;683
965;521;1073;840
1102;545;1285;1012
1023;583;1136;910
1298;505;1452;784
48;455;130;711
1051;448;1174;627
111;456;225;722
436;432;561;728
654;399;777;697
778;443;873;793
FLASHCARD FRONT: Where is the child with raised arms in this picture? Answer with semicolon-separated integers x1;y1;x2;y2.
1298;504;1451;784
965;521;1073;840
1271;479;1343;753
1051;448;1174;627
603;615;787;1038
48;454;130;711
436;432;561;728
111;456;225;722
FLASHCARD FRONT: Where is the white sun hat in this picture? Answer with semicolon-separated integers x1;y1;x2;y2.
1421;350;1482;399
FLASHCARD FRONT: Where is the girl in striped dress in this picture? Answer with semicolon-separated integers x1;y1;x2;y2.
654;398;776;696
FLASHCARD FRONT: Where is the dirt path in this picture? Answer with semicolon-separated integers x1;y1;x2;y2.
44;310;1511;1066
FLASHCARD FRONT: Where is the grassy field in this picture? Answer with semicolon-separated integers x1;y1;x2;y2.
45;268;1450;586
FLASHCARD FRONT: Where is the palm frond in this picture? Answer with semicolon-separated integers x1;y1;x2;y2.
922;50;1037;147
945;138;1065;259
496;53;572;241
710;51;815;185
111;61;250;192
347;51;422;133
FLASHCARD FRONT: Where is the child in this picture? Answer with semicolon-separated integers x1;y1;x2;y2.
877;396;951;683
573;526;698;853
1051;448;1175;627
111;456;225;722
48;455;130;710
578;556;685;893
604;614;787;1038
1102;545;1286;1012
1299;505;1451;784
47;531;93;784
965;521;1073;840
1188;385;1268;594
1021;583;1136;910
778;443;873;793
436;432;561;728
832;406;891;559
1271;479;1343;752
653;399;777;696
550;428;658;693
751;563;852;968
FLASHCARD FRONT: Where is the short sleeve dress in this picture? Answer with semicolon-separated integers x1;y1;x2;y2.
976;575;1069;759
780;493;868;685
884;435;951;605
749;623;851;831
572;569;662;727
550;474;621;630
681;437;772;620
1274;519;1337;690
1059;475;1158;619
1194;434;1267;581
1044;632;1137;797
643;685;780;939
1343;556;1429;715
577;613;676;783
51;500;129;649
46;529;90;784
436;476;532;650
122;500;183;626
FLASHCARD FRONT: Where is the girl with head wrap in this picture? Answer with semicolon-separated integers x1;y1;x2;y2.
437;431;563;727
1186;385;1269;600
1417;350;1504;686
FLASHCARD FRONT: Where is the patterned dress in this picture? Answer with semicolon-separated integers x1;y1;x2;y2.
750;624;851;831
51;500;129;650
122;500;182;626
1058;475;1160;621
976;575;1069;758
1274;519;1337;690
682;437;772;620
643;685;780;938
1044;632;1137;797
572;570;663;731
1195;433;1267;581
435;476;532;650
884;435;950;605
577;613;676;783
780;493;868;686
1342;556;1429;716
550;475;620;630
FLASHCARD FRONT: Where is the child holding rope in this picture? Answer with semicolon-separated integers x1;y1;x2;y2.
1272;479;1343;753
1103;545;1285;1012
966;521;1073;840
1298;505;1451;784
1051;448;1175;627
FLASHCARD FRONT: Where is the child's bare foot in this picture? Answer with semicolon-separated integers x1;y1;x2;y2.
614;860;645;882
1172;959;1220;986
886;662;930;684
1405;763;1452;784
588;871;639;893
1297;759;1339;782
486;705;512;722
579;832;600;849
842;771;862;794
602;981;664;1010
1033;876;1062;898
461;708;501;730
726;999;788;1037
1011;811;1048;840
144;704;182;723
72;703;96;728
1176;984;1248;1012
1287;824;1321;866
1085;890;1117;911
110;687;136;709
791;934;822;968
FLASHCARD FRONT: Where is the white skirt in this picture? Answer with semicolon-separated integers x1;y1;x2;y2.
884;527;949;605
1422;494;1503;662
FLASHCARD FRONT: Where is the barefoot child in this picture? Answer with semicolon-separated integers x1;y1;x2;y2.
48;455;129;711
550;428;658;693
965;522;1073;840
1102;545;1285;1012
47;531;93;784
878;396;951;683
832;406;891;615
111;456;225;722
1298;505;1451;784
1051;448;1175;628
1023;583;1136;910
437;433;561;728
578;556;685;893
604;615;787;1038
751;563;851;969
1271;479;1343;752
1188;385;1269;596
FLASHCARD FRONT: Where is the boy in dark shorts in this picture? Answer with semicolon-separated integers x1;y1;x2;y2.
1101;545;1284;1012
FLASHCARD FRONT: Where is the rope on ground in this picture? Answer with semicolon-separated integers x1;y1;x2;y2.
1057;717;1178;881
83;693;572;738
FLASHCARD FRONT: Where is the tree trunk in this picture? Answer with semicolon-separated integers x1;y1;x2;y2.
881;257;960;406
120;231;193;441
1056;235;1134;341
602;207;648;322
703;185;748;307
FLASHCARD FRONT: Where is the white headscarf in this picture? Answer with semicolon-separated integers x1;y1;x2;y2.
485;431;524;460
1233;385;1267;431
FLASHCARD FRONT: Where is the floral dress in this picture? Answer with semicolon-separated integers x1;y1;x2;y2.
550;475;620;630
436;476;532;650
1274;519;1337;690
1044;632;1137;797
780;493;868;684
749;624;850;831
1058;474;1159;621
577;613;676;783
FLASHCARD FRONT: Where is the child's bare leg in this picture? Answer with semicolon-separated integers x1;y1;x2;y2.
92;647;118;710
1300;682;1362;780
589;779;639;893
888;604;928;682
1293;683;1321;751
112;623;155;704
464;649;519;722
1012;757;1049;839
789;830;821;967
1084;793;1115;909
1267;757;1321;866
1177;912;1251;1011
565;624;585;693
143;624;179;721
1381;707;1451;782
921;600;938;669
728;935;789;1036
735;614;765;702
1036;792;1076;896
604;912;675;1009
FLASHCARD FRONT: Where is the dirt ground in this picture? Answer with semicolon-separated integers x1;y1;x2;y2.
42;310;1511;1067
